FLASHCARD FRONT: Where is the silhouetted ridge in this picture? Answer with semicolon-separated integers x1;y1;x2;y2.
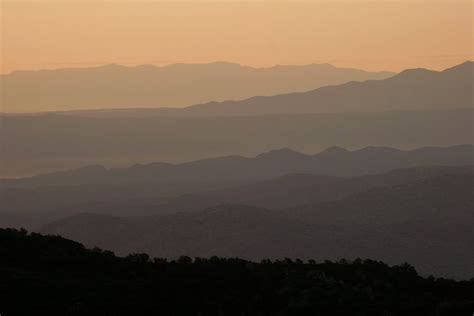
2;144;472;188
393;68;437;79
442;60;474;73
316;146;350;157
256;148;309;160
32;164;108;180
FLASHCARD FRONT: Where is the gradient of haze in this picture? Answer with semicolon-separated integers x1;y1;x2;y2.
1;0;472;74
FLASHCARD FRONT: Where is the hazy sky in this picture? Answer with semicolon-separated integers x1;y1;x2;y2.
1;1;472;73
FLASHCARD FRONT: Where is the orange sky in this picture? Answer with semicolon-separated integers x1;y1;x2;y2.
1;1;472;74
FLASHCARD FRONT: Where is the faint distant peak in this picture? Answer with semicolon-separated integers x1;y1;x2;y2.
275;63;335;69
95;63;126;70
256;148;308;160
267;63;392;74
3;61;396;76
316;146;350;157
393;61;473;80
41;164;107;179
393;67;437;79
163;61;243;69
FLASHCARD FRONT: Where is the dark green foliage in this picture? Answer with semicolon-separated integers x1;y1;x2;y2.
1;228;473;316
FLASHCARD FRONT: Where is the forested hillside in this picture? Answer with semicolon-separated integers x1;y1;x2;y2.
1;228;473;316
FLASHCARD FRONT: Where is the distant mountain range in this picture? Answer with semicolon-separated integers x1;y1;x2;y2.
4;144;472;187
1;145;472;229
40;172;474;279
141;60;472;117
2;109;473;177
25;60;470;118
1;62;393;113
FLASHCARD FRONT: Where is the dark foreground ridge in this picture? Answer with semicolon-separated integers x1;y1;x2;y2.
1;228;473;315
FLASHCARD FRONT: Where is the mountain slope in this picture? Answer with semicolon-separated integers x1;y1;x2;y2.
1;62;393;112
148;61;473;116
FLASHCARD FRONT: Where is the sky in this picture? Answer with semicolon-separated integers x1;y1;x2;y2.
1;0;472;73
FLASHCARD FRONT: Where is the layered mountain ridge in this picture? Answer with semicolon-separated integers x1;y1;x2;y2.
1;62;394;113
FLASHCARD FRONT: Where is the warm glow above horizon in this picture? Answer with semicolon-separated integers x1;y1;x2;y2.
1;0;472;74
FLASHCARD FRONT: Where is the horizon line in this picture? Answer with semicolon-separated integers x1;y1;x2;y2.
4;58;472;76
